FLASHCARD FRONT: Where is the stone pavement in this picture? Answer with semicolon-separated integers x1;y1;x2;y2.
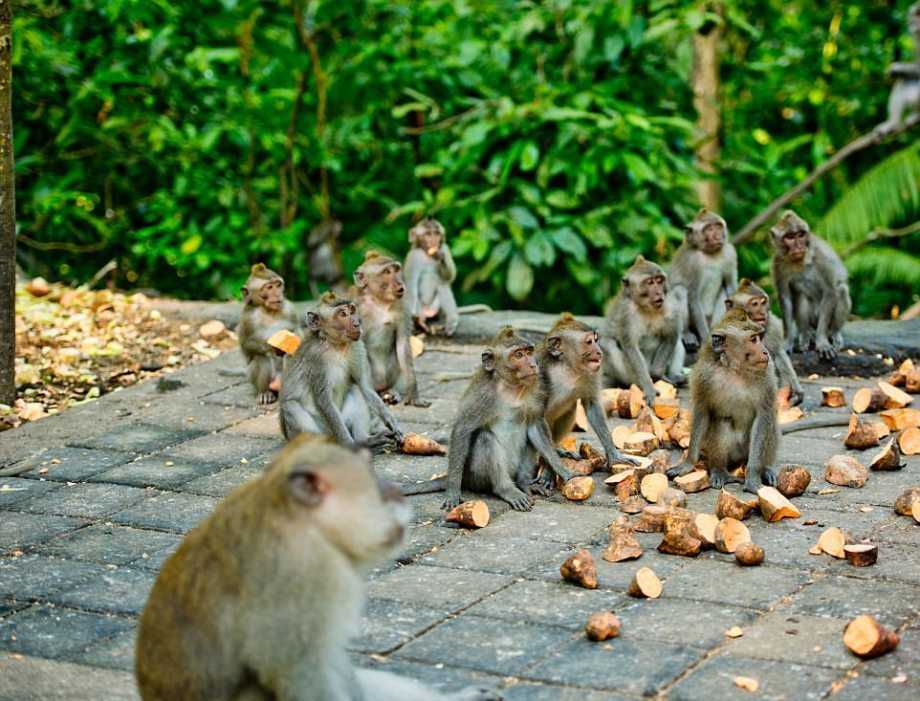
0;315;918;701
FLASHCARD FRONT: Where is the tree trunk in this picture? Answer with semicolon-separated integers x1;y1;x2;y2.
693;15;722;212
0;1;16;405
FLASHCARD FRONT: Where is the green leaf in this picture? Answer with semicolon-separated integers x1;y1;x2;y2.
621;152;656;183
506;253;534;301
519;141;540;172
552;227;587;262
523;232;556;267
508;205;539;229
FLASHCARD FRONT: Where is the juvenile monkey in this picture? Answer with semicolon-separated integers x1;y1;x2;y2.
136;434;502;701
725;278;804;406
770;210;851;360
280;291;403;450
876;2;920;137
353;251;430;407
237;263;302;404
667;308;780;493
539;313;638;476
669;208;738;349
404;217;460;336
601;256;688;405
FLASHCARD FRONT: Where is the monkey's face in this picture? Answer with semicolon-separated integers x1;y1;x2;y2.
699;222;725;254
506;343;539;384
258;279;285;312
578;330;603;373
332;303;361;342
637;274;666;311
744;295;769;325
741;331;770;372
417;229;444;257
780;228;809;263
369;263;406;303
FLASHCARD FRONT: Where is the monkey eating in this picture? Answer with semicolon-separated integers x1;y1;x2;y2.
725;278;804;406
601;255;688;405
136;433;503;701
279;291;404;451
237;263;302;405
875;2;920;137
404;217;460;336
770;210;851;360
668;208;738;350
667;308;780;493
353;251;430;407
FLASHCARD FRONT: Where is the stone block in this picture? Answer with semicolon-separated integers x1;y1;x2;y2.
109;491;219;533
19;483;147;520
0;605;132;659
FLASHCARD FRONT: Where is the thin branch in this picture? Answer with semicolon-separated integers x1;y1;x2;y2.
17;233;109;252
841;220;920;258
400;100;497;135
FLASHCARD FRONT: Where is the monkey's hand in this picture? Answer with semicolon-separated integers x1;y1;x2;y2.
444;321;458;337
363;431;399;454
405;395;432;408
792;332;812;353
665;373;688;388
815;337;835;360
666;461;694;479
413;315;430;334
442;493;463;511
555;447;582;461
607;451;640;468
531;471;556;496
256;391;278;405
786;386;804;407
743;466;777;494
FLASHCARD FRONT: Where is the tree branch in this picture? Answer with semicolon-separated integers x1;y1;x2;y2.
841;220;920;258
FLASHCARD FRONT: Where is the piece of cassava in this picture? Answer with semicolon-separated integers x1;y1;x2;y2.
713;517;752;554
776;386;793;411
887;358;915;387
579;442;607;469
667;410;691;448
852;387;886;413
775;465;811;498
657;512;702;557
878;380;913;409
640;473;669;502
898;426;920;455
843;543;878;567
573;400;590;432
603;516;643;562
635;408;668;442
652;398;680;420
716;487;758;521
561;476;595;501
844;615;900;658
694;513;719;549
585;612;622;642
777;406;805;425
611;455;651;476
825;455;868;488
409;335;425;358
560;549;597;589
869;420;891;440
845;414;880;450
653;379;677;400
647;450;671;475
868;439;904;471
816;527;853;558
616;385;646;419
606;470;639;501
619;495;645;514
734;542;765;566
601;388;621;415
445;500;490;528
627;567;662;599
401;433;447;456
821;387;847;408
674;469;710;493
913;501;920;523
562;456;596;476
906;369;920;393
266;329;302;355
879;408;920;431
757;486;801;522
656;487;688;509
611;425;631;451
893;486;920;516
635;505;694;533
623;431;660;456
199;319;226;338
558;435;577;454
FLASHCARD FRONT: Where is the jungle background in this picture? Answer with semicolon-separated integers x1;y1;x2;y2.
11;0;920;317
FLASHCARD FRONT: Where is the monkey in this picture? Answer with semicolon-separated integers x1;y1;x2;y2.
770;210;851;360
136;433;503;701
668;208;738;350
237;263;302;405
667;308;780;493
306;218;345;297
352;251;430;407
404;217;460;337
537;313;639;479
601;256;688;406
875;2;920;137
279;291;404;451
725;278;805;407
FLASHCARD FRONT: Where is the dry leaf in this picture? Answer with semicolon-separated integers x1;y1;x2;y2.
733;676;759;692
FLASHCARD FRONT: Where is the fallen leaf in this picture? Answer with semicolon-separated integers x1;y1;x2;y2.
733;676;759;692
725;626;744;638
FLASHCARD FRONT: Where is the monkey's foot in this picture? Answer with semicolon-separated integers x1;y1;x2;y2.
760;467;778;487
256;391;278;405
501;489;533;512
441;494;463;511
609;452;639;467
556;448;582;461
830;332;845;351
792;333;813;353
708;468;733;489
365;431;398;453
445;688;504;701
815;338;835;360
405;397;432;408
666;462;694;479
530;481;554;497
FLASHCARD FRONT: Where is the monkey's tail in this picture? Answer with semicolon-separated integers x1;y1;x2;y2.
400;475;447;495
780;415;850;434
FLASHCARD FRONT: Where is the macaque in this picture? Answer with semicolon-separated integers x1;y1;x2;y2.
237;263;302;405
667;308;780;493
876;2;920;137
136;433;502;701
405;217;460;336
770;210;851;360
306;218;345;297
601;256;688;405
353;251;430;407
669;208;738;349
725;278;804;406
538;313;638;478
279;291;403;451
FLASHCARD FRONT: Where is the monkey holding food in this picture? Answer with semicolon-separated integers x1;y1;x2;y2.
237;263;302;405
136;433;502;701
404;217;460;336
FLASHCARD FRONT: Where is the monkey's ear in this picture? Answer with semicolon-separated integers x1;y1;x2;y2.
724;299;733;312
307;311;321;332
547;336;563;358
481;350;495;373
353;270;366;289
711;332;727;354
289;470;328;507
241;286;251;303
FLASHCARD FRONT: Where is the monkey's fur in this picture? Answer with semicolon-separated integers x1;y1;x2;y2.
770;211;851;360
237;263;302;405
601;256;688;405
876;2;920;136
136;434;502;701
405;217;460;336
667;308;780;493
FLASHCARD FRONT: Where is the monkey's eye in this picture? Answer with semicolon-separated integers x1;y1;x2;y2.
514;350;524;359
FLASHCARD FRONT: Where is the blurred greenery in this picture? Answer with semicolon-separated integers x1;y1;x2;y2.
11;0;919;316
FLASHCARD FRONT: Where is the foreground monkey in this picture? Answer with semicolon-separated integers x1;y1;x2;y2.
876;2;920;137
770;210;851;360
668;308;780;492
725;278;804;406
237;263;302;404
280;291;403;450
136;434;502;701
602;256;688;405
405;217;460;336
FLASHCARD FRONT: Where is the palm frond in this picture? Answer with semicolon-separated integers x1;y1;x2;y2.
844;246;920;288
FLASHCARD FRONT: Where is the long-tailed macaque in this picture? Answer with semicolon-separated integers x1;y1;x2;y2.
667;308;780;493
770;210;851;360
876;2;920;137
279;291;403;450
601;256;687;405
237;263;302;405
136;434;502;701
725;278;804;406
539;313;638;477
405;217;460;336
669;208;738;349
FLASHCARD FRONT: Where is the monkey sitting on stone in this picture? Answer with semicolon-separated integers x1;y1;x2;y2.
280;291;403;451
405;217;460;336
136;433;502;701
353;251;430;407
876;2;920;137
667;308;780;493
601;256;688;405
770;210;851;360
725;278;804;407
237;263;302;405
669;208;738;350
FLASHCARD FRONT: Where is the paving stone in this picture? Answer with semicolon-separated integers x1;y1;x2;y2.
0;513;89;554
18;483;148;519
858;622;920;681
160;432;280;463
0;556;104;600
372;451;451;486
614;598;760;648
140;402;256;433
725;612;857;670
395;522;461;565
0;605;132;659
70;424;205;454
9;448;136;482
51;568;156;617
0;654;140;701
87;455;229;489
108;491;219;533
474;502;614;544
503;684;633;700
527;543;692;590
783;575;919;627
663;560;814;610
0;478;61;507
366;565;513;612
419;536;575;576
709;518;831;571
357;657;505;697
181;463;264;498
220;411;283;437
0;599;25;617
823;674;919;701
36;524;181;566
351;599;447;654
69;629;137;673
200;383;260;408
128;539;182;572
